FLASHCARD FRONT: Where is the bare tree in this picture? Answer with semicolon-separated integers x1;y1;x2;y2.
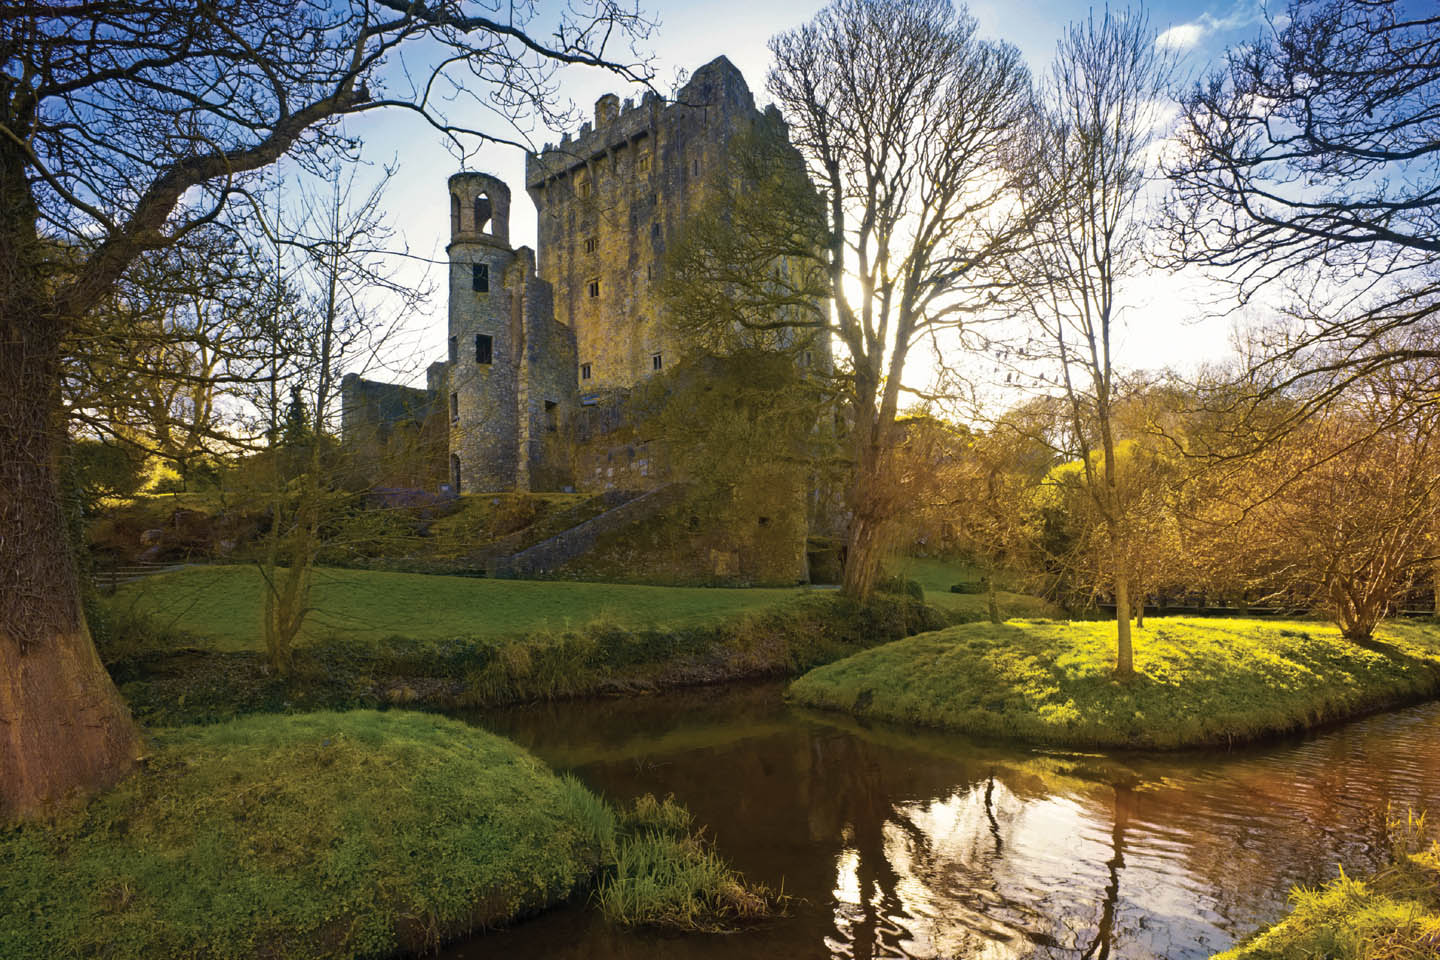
1163;0;1440;430
1185;382;1440;642
670;0;1041;599
0;0;654;820
1005;8;1173;676
62;226;282;484
252;164;426;675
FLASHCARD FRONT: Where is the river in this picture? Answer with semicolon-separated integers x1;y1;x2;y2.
441;681;1440;959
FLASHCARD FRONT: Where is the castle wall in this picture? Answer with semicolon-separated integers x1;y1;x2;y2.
337;374;445;490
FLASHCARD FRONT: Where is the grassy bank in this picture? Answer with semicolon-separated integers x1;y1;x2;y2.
102;586;946;725
104;564;805;653
789;617;1440;749
2;711;603;958
1214;811;1440;959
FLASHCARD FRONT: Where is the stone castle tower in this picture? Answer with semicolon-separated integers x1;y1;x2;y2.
443;173;577;494
524;56;761;394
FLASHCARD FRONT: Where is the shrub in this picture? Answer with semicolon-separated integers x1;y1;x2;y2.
593;793;778;931
875;575;925;601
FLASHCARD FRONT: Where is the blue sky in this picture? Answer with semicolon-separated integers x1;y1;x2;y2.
335;0;1290;387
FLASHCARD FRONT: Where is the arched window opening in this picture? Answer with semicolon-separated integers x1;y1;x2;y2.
474;193;493;234
450;193;460;233
450;453;461;493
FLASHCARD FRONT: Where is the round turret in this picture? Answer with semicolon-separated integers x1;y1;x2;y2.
448;172;510;246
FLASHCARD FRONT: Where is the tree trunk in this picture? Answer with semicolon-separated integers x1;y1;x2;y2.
1;299;143;820
1433;560;1439;616
1134;595;1145;629
985;572;1001;624
842;509;886;599
1111;544;1134;677
841;390;887;600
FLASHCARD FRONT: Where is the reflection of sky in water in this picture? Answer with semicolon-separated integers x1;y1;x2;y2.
824;778;1285;959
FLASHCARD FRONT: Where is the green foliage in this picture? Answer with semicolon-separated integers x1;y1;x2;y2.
790;617;1440;749
0;711;607;959
875;575;925;601
1214;809;1440;959
66;438;147;506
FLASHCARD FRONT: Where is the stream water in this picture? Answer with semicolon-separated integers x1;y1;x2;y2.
441;681;1440;959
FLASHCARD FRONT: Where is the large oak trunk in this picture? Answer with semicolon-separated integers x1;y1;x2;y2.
1;234;143;820
1;622;143;819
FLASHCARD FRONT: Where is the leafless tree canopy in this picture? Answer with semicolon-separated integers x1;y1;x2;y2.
2;0;656;321
0;0;655;819
1162;0;1440;412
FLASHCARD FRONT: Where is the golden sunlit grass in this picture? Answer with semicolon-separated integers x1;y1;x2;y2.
789;617;1440;749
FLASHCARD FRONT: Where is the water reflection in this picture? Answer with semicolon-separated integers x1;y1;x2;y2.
439;683;1440;960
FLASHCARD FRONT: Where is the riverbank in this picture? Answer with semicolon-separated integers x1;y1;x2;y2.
97;573;946;725
0;711;775;959
1213;811;1440;959
788;617;1440;749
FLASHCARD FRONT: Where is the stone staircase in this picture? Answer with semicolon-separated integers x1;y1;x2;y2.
490;483;685;578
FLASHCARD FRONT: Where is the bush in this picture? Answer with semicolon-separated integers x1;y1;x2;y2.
949;581;984;594
875;575;924;601
593;793;777;931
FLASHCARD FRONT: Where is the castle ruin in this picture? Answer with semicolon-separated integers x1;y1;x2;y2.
343;56;810;499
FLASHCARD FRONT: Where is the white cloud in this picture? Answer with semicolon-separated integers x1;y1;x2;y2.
1156;23;1206;50
1156;2;1277;51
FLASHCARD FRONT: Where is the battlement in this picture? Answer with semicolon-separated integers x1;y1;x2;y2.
525;56;752;190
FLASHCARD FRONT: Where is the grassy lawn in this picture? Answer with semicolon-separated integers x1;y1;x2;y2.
106;565;807;653
0;711;609;959
789;616;1440;749
892;556;1060;620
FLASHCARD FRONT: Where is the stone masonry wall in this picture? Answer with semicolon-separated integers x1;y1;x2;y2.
525;56;759;395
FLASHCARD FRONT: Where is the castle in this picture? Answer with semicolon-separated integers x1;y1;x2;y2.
342;56;803;499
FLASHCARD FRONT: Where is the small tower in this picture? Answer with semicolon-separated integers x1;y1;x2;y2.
446;172;518;493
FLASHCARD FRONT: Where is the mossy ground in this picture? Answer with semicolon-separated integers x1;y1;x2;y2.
1214;812;1440;959
0;711;607;959
789;617;1440;749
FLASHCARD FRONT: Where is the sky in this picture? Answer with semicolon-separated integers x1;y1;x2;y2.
330;0;1292;389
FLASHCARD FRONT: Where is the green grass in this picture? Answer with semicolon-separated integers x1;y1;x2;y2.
106;564;806;653
0;712;779;958
891;556;1060;620
0;711;608;959
1214;811;1440;959
789;616;1440;749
